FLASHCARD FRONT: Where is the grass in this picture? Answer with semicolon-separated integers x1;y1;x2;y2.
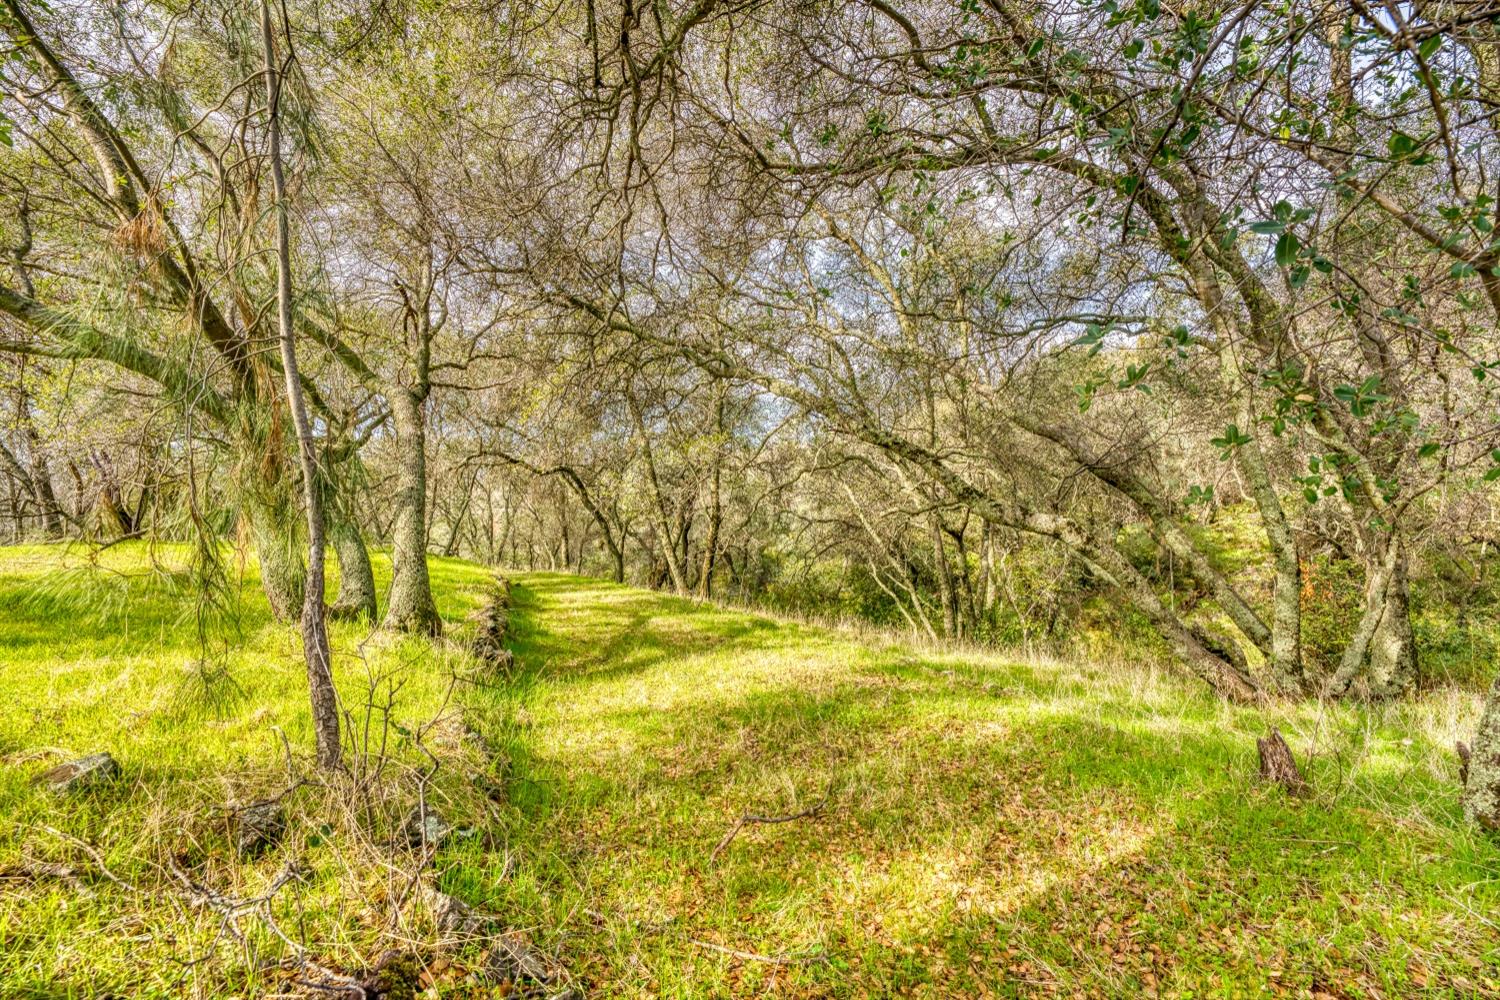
2;546;1499;997
0;541;497;998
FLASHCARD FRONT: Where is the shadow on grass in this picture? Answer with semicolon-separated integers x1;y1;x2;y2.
482;571;1500;998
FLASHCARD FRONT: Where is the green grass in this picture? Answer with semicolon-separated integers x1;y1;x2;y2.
2;547;1499;997
0;541;497;998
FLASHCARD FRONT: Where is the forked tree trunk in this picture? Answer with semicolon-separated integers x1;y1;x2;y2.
1329;539;1418;699
383;388;440;634
262;0;339;770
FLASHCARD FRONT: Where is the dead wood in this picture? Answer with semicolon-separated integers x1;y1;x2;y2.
1257;727;1308;797
709;794;828;864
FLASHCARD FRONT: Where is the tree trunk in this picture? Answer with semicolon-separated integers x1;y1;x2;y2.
1228;398;1305;694
698;384;726;598
1366;551;1418;698
247;498;304;623
329;514;377;623
698;459;721;598
931;516;957;638
262;0;340;770
383;388;440;634
1462;674;1500;828
1329;539;1417;699
629;394;689;594
19;399;63;536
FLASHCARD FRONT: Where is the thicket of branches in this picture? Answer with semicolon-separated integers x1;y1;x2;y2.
3;0;1500;819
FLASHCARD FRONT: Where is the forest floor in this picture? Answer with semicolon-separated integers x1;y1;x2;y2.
1;545;1499;998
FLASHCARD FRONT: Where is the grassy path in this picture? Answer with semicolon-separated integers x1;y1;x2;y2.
1;548;1497;998
465;573;1499;998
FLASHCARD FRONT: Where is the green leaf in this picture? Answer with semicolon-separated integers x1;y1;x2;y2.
1275;231;1300;267
1451;261;1477;279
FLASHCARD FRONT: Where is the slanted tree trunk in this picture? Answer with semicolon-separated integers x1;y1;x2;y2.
383;388;440;634
262;0;339;770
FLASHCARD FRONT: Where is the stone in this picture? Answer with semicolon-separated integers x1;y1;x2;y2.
423;886;481;937
37;752;119;793
234;800;285;859
483;933;554;986
403;808;452;851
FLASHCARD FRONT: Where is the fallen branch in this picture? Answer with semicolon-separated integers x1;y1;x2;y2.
689;939;828;966
39;825;133;892
709;793;828;865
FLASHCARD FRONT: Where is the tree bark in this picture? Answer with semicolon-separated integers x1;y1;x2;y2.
1328;539;1418;699
383;387;441;634
329;513;377;623
246;479;304;622
1366;549;1418;698
262;0;340;770
629;392;689;594
1462;674;1500;828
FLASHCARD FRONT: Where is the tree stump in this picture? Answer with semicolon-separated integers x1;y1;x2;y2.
1257;727;1308;797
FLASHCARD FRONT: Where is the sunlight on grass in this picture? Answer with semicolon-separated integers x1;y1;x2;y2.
2;556;1498;997
492;572;1500;998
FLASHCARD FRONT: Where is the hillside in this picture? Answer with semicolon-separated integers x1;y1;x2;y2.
1;546;1497;997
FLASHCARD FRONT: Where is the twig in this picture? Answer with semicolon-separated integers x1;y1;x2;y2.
708;793;828;864
39;825;133;891
689;939;828;965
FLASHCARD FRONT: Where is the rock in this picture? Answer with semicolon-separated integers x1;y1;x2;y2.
403;808;452;851
484;933;554;986
423;885;482;937
234;800;285;859
37;752;119;793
